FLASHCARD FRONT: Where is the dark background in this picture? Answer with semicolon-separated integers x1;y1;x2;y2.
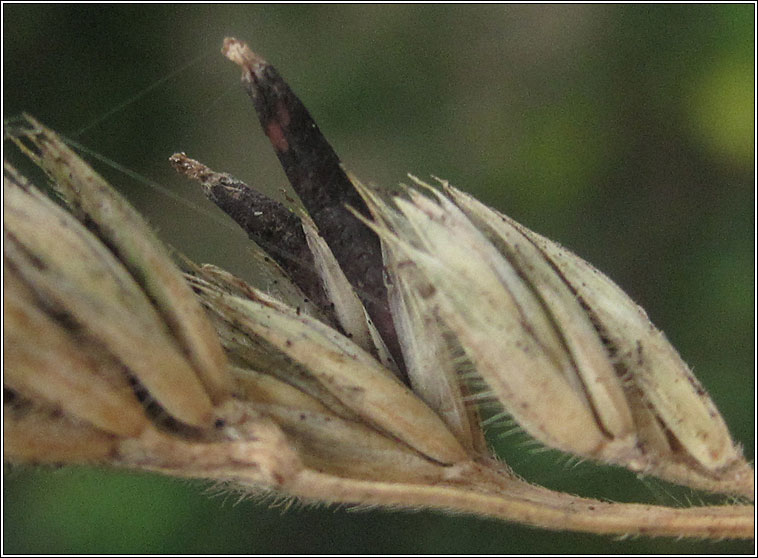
3;4;754;554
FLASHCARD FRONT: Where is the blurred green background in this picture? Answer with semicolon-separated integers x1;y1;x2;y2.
3;4;754;554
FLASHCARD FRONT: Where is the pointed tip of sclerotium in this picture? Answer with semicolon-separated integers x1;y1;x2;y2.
169;153;227;197
169;152;209;180
222;37;266;69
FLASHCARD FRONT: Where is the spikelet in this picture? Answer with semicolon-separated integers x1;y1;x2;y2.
355;174;752;497
3;38;753;541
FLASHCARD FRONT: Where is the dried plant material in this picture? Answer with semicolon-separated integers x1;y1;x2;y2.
4;403;118;464
441;183;753;493
286;467;753;540
199;301;361;421
4;269;148;438
115;400;302;488
365;188;621;458
193;262;323;321
352;175;486;454
9;117;232;403
517;245;750;488
385;256;486;454
3;166;212;426
358;176;754;498
191;279;468;465
299;214;399;374
4;163;215;428
233;367;446;482
439;182;635;441
3;38;753;542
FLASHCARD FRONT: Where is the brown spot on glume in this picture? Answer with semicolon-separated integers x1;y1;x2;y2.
266;121;289;152
418;283;437;299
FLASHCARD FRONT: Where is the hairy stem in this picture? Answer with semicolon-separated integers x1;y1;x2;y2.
290;468;754;539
